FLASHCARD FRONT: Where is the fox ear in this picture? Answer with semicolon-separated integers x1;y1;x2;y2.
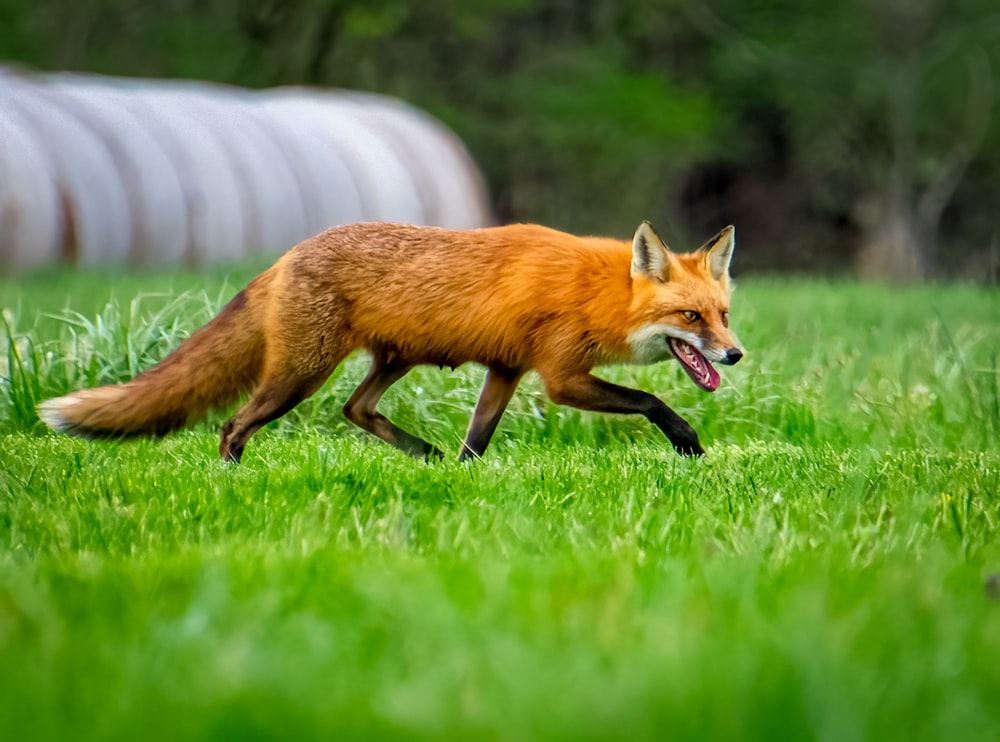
699;226;735;282
631;221;676;282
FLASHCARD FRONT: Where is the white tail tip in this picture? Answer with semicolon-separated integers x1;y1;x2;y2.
37;395;80;434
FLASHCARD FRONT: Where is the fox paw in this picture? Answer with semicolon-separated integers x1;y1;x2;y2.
670;427;705;457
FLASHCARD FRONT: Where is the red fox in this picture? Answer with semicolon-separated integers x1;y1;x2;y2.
38;221;743;462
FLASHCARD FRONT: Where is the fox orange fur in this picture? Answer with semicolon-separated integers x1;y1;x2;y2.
38;221;744;462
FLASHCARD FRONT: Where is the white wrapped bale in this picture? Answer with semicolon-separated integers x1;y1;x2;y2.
114;89;249;265
0;71;492;271
0;79;133;266
0;111;63;270
143;85;310;256
241;101;365;236
40;80;189;265
261;91;426;225
334;91;491;229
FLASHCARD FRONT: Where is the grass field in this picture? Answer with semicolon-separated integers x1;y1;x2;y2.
1;265;999;741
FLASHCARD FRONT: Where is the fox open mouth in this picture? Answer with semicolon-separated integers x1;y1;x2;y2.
668;337;720;392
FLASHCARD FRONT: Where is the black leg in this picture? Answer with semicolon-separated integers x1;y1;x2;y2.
541;372;704;456
343;355;442;459
459;366;522;461
220;376;317;463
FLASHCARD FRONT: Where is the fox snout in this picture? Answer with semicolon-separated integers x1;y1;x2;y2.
723;347;744;365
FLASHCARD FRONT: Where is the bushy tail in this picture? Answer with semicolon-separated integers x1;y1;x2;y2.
38;288;264;439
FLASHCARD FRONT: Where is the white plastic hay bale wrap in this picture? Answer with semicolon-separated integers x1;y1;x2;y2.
0;70;492;272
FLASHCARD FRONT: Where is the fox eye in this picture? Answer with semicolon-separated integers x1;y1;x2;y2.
722;311;729;328
681;310;701;323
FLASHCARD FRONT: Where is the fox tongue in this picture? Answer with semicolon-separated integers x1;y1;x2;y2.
668;337;721;392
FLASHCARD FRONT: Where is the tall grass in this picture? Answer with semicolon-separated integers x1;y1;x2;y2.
1;268;999;741
4;273;999;452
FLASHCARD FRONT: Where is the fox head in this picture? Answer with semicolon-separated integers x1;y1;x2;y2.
626;221;744;391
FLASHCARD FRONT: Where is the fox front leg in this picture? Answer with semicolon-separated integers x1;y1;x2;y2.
459;366;523;461
541;371;705;456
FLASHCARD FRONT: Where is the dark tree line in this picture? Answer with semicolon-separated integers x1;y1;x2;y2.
2;0;998;279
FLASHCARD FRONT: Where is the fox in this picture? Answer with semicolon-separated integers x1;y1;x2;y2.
38;221;743;462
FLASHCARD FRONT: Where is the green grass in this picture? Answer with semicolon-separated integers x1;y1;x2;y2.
1;267;999;741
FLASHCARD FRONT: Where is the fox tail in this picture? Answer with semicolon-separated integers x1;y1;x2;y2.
38;288;263;439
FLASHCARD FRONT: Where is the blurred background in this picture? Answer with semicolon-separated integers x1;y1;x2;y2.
1;0;998;281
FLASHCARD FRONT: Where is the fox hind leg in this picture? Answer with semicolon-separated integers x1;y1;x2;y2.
343;354;442;460
219;334;351;463
219;369;334;463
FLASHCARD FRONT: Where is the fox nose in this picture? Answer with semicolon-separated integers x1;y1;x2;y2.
725;348;744;365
